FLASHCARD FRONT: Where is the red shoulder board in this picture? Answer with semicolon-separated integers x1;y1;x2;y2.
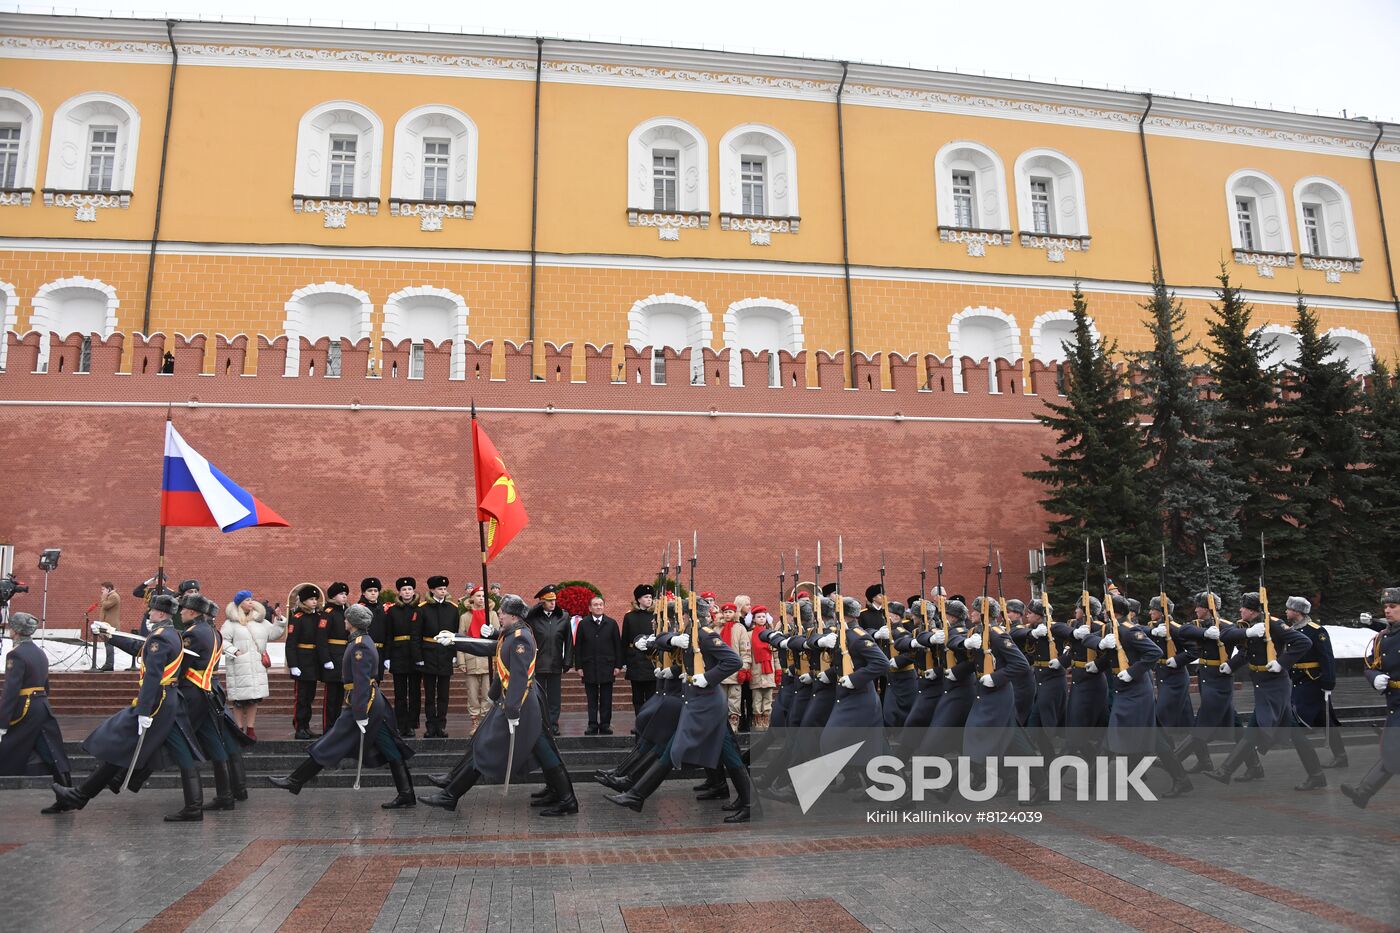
318;619;328;628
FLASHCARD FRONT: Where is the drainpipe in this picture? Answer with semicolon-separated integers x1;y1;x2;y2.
835;61;855;387
527;37;544;379
1137;93;1164;279
1367;122;1400;332
141;19;179;336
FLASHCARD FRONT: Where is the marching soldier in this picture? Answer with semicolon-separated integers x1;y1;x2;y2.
871;588;918;727
1147;595;1197;743
1001;598;1038;729
51;592;207;820
898;595;944;730
268;603;418;809
419;575;458;738
386;577;424;737
960;598;1032;766
318;582;352;731
1175;592;1252;775
419;594;578;817
1341;587;1400;808
913;598;975;754
1205;592;1326;790
286;585;324;740
818;596;889;781
1285;596;1347;769
1065;595;1109;761
1017;597;1069;740
172;593;249;812
0;612;72;811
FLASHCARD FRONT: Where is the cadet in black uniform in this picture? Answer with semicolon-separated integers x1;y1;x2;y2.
620;584;658;715
1285;595;1347;768
0;612;72;811
419;575;459;738
268;603;417;808
286;586;324;740
1341;587;1400;807
359;578;390;668
386;577;424;737
318;582;352;731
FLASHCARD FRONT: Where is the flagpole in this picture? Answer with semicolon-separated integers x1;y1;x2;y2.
157;404;171;591
471;401;490;598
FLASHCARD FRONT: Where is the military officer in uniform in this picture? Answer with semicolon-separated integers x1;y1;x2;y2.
870;588;918;727
620;584;658;715
1147;595;1197;744
526;585;573;736
268;603;418;809
171;593;248;812
1286;596;1347;769
359;578;390;668
1341;587;1400;808
386;577;424;737
897;596;944;730
418;575;458;738
960;598;1032;767
1175;592;1252;775
317;582;352;731
286;585;324;740
51;593;207;820
819;596;890;784
0;612;72;811
419;594;578;817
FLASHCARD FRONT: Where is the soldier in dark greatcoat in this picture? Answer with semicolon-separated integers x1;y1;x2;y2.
418;595;578;817
1285;595;1347;768
418;575;459;738
51;593;207;820
820;596;890;781
898;596;945;730
1341;587;1400;807
267;603;418;808
593;616;683;793
171;593;249;812
386;577;424;737
869;588;917;728
0;612;71;811
286;585;323;739
317;582;352;731
1175;592;1251;775
959;598;1032;763
1147;595;1197;740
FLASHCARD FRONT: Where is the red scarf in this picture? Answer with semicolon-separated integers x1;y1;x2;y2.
468;608;487;638
751;624;774;674
721;618;738;646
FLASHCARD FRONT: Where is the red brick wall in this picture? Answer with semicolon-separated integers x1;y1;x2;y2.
1;331;1057;625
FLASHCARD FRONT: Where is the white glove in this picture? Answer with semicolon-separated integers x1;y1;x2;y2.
1151;624;1167;638
838;675;855;689
356;719;368;733
816;633;838;649
1165;657;1178;669
634;636;651;651
415;661;424;667
508;718;519;734
290;666;302;678
1204;625;1221;641
922;668;939;680
799;673;813;685
479;624;495;638
1117;670;1132;683
1073;625;1090;641
1265;660;1282;673
1374;673;1390;691
779;638;791;651
653;666;663;678
690;672;708;689
887;657;899;669
1360;612;1373;625
944;669;957;680
671;632;691;650
660;666;675;680
817;670;831;684
90;621;113;637
323;661;334;669
929;629;947;645
384;659;391;671
1098;633;1117;650
963;632;983;650
1031;624;1048;638
1246;622;1267;639
1047;658;1062;670
979;674;995;687
1085;661;1098;674
0;729;7;739
435;631;457;646
137;715;153;733
874;625;891;642
1219;661;1232;675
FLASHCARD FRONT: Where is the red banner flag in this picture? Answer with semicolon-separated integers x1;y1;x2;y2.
472;417;528;562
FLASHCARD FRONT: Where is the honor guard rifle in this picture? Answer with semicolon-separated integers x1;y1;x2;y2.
1203;542;1228;665
836;536;851;674
1038;543;1058;657
1082;538;1098;665
995;548;1010;622
1101;540;1129;672
1258;533;1277;664
1159;544;1175;662
779;553;789;637
880;547;895;637
688;531;700;677
917;550;930;669
937;542;953;670
980;544;995;676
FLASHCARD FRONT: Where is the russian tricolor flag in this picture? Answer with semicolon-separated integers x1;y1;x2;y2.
160;422;289;531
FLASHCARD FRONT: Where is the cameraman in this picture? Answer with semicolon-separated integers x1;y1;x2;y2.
95;583;120;671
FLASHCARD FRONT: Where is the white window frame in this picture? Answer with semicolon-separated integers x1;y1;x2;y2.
0;124;22;190
1301;203;1322;256
652;149;678;212
28;276;120;374
382;285;471;380
0;90;42;195
627;293;713;386
1225;170;1292;254
1013;148;1090;238
1029;177;1052;234
1292;176;1359;259
723;298;804;388
952;172;976;228
719;124;797;219
741;156;767;216
390;104;478;205
947;306;1022;393
326;133;358;199
627;117;709;216
420;138;450;202
294;101;382;201
1236;197;1257;251
282;282;374;377
935;141;1010;232
45;92;140;193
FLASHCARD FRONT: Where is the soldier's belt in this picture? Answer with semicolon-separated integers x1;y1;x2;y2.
394;635;412;642
1072;660;1089;668
17;686;46;696
1033;661;1058;668
295;643;316;649
328;639;348;645
1199;659;1223;667
1390;679;1400;689
1249;664;1274;672
1293;661;1319;669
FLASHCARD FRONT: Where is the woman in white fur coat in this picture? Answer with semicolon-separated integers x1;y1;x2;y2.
221;591;287;740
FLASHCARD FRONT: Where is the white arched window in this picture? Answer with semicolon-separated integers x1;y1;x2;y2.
43;92;139;220
29;276;120;373
627;117;709;239
1294;178;1361;283
1324;327;1373;376
948;306;1021;393
283;283;373;377
389;105;477;231
627;294;712;385
1227;170;1293;278
719;124;798;244
383;286;469;379
936;142;1011;256
292;101;382;227
1013;148;1090;262
723;298;804;387
0;279;19;371
1029;310;1097;363
0;89;42;205
1256;324;1301;370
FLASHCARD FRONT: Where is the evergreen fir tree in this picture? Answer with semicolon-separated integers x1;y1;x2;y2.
1202;267;1302;598
1129;271;1243;602
1360;362;1400;589
1026;283;1153;608
1280;294;1370;618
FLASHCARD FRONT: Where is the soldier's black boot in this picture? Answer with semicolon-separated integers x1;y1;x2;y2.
1175;737;1212;773
722;764;752;823
1203;738;1253;785
1236;745;1265;782
1341;762;1392;809
695;768;729;800
229;755;249;801
41;772;76;814
1292;733;1327;790
428;755;470;789
203;761;236;811
594;743;647;786
531;781;561;807
538;766;579;817
692;769;725;793
600;748;661;792
606;757;671;813
267;757;323;795
50;762;119;813
382;760;416;809
164;768;205;821
1323;729;1349;769
418;766;479;811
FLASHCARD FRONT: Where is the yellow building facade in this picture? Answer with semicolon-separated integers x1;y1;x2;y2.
2;12;1398;382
